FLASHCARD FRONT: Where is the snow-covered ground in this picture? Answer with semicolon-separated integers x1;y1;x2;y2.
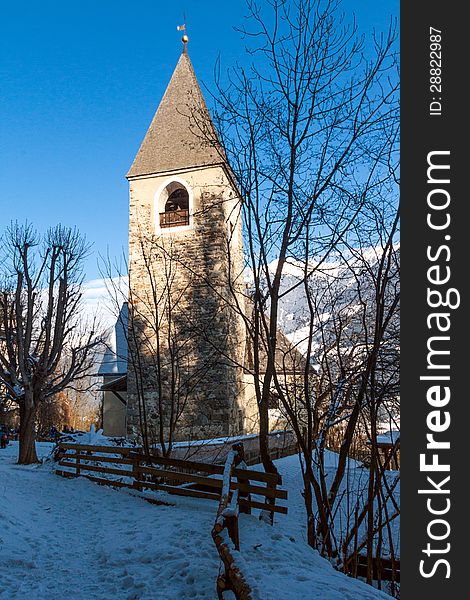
266;451;400;562
1;442;392;599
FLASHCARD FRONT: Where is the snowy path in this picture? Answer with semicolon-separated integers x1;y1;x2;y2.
1;443;391;599
1;443;217;599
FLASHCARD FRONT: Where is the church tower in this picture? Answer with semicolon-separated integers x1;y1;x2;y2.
126;42;247;443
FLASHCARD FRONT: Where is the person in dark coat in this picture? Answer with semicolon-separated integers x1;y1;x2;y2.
1;432;8;449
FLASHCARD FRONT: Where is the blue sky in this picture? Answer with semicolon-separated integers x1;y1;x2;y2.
0;0;398;280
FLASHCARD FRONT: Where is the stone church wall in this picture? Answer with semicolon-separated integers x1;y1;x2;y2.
127;164;248;442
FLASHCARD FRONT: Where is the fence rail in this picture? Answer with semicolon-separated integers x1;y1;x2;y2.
352;555;401;583
55;443;287;512
55;441;287;599
211;443;256;599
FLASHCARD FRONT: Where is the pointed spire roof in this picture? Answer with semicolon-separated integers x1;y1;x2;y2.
127;49;224;179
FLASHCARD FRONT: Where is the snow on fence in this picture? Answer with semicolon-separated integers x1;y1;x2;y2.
54;442;287;515
212;443;257;599
55;441;286;599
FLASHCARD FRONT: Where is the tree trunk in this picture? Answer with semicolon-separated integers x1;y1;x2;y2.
18;402;39;464
259;396;277;475
302;471;317;548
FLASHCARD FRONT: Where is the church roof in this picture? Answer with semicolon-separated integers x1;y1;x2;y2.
127;48;225;179
97;303;128;376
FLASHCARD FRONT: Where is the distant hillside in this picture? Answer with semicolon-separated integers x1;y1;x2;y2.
84;247;399;364
266;247;400;360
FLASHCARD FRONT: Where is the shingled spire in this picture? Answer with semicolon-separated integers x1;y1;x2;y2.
125;39;249;443
127;49;223;179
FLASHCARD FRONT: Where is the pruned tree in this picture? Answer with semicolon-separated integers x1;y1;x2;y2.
0;223;103;464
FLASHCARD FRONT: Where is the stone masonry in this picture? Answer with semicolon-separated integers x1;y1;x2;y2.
126;47;253;442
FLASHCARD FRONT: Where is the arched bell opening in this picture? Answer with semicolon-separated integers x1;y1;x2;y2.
158;181;191;229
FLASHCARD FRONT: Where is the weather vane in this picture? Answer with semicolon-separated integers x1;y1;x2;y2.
177;18;188;47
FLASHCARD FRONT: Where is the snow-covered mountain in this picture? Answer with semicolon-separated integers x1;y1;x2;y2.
265;247;400;358
83;247;399;359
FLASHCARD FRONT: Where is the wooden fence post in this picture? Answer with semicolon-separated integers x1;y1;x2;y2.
132;454;142;491
226;514;240;552
234;443;251;515
76;449;81;477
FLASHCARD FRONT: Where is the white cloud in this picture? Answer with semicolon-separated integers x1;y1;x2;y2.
81;276;128;331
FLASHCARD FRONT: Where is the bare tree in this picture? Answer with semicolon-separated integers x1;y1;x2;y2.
0;382;19;429
0;223;103;464
212;0;398;459
102;229;237;457
36;391;69;438
60;377;101;432
208;0;399;584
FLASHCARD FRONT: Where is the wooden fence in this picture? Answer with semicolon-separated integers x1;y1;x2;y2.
210;442;285;599
351;555;400;583
55;442;287;599
54;442;398;594
55;442;287;515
